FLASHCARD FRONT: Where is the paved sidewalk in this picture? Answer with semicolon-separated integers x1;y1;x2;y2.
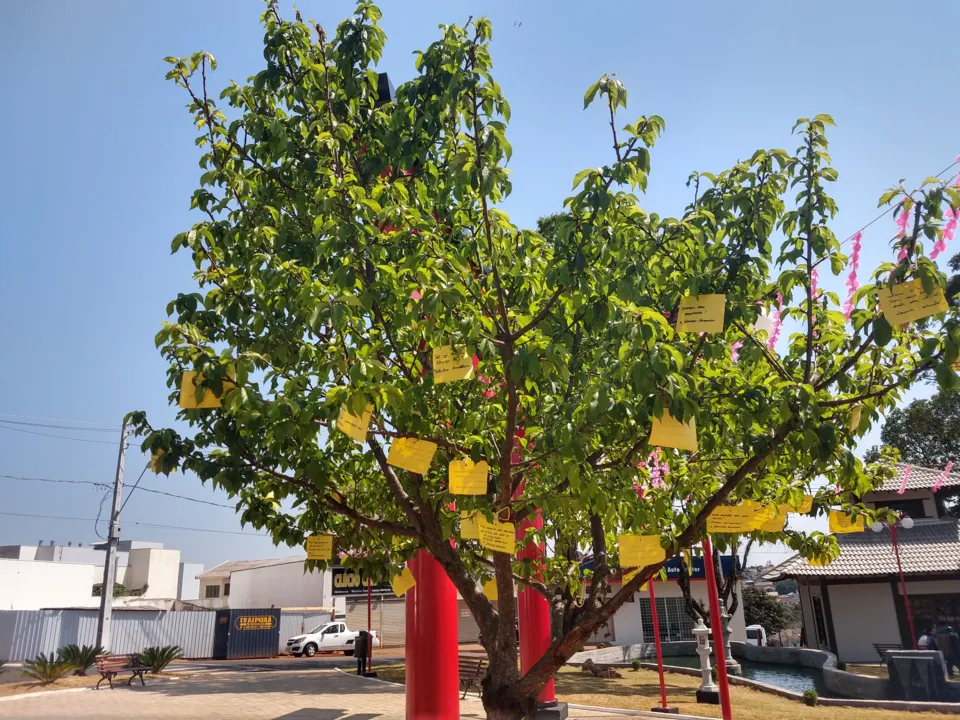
0;668;623;720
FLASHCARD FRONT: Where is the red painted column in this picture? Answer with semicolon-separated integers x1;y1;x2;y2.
406;550;460;720
702;536;733;720
648;580;668;709
516;508;556;703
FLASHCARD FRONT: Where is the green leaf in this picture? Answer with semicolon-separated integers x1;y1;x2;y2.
873;316;892;346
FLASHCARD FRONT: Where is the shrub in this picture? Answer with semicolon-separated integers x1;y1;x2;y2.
836;661;847;671
136;645;183;673
21;653;74;685
631;659;642;671
0;659;7;676
57;644;103;676
803;689;819;706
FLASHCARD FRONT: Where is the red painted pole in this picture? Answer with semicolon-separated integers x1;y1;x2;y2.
405;550;460;720
702;536;733;720
648;580;668;709
891;526;918;650
367;578;374;670
516;508;556;703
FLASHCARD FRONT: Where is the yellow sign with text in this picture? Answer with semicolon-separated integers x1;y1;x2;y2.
179;371;230;409
707;506;754;533
878;279;949;325
306;534;334;560
649;412;697;452
449;459;489;495
478;516;515;554
433;345;474;384
677;294;726;334
828;511;865;534
751;505;787;533
460;511;480;540
622;567;649;591
618;534;665;567
387;438;438;475
391;567;416;597
337;403;373;443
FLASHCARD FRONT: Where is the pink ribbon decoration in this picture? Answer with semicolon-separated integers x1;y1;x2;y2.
645;447;666;490
730;340;743;361
843;232;863;321
895;200;912;237
410;289;422;301
932;461;953;493
931;208;957;260
768;292;784;350
898;464;913;495
811;267;820;299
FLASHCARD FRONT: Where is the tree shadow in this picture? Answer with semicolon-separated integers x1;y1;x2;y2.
120;670;406;699
554;671;700;702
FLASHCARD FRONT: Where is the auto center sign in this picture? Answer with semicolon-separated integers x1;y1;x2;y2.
332;566;393;596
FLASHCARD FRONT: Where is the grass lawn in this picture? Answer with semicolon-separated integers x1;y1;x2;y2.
845;664;889;679
374;663;931;720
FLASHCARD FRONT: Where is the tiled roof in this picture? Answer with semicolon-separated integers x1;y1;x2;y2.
197;556;306;579
874;463;960;492
764;519;960;580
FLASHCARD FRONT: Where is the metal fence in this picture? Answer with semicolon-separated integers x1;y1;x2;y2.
0;609;334;661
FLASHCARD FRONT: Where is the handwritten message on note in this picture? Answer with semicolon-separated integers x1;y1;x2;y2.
828;510;865;534
478;516;516;554
449;459;489;495
622;567;649;591
677;294;727;334
483;578;499;602
706;506;754;533
433;345;475;384
391;567;416;597
878;279;949;325
305;535;334;561
337;403;373;443
649;412;698;452
460;511;480;540
751;505;787;533
179;371;228;409
387;438;438;475
618;534;666;567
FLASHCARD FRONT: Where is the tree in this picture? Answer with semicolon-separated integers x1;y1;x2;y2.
773;578;798;595
676;537;752;626
872;390;960;467
743;587;793;636
128;4;960;718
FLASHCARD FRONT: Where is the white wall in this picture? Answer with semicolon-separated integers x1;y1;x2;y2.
609;579;746;646
828;582;901;663
229;561;329;609
899;578;960;596
178;563;203;600
126;548;181;599
0;559;101;610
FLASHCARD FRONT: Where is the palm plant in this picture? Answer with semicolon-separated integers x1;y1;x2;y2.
136;645;183;673
0;659;8;676
21;653;73;685
57;644;103;676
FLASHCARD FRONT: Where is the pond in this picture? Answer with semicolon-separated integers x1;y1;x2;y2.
660;655;835;697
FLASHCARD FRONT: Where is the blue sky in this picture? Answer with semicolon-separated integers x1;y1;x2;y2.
1;1;957;570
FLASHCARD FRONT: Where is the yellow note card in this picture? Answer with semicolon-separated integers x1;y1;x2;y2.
707;506;754;533
618;534;666;567
460;511;480;540
482;578;498;602
751;505;787;533
809;555;835;567
649;412;697;452
849;406;862;433
387;438;438;475
306;534;333;560
677;294;726;334
478;516;516;554
622;567;649;591
449;459;489;495
391;566;416;597
179;371;229;409
150;450;176;474
433;345;474;384
337;403;373;443
878;279;949;325
828;510;865;534
953;358;960;372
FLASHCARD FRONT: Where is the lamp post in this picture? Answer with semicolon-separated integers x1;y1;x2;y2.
871;514;917;650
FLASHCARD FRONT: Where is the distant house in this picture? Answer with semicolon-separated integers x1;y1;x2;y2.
765;463;960;662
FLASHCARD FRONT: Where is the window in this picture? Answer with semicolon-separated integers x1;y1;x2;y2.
909;594;960;635
811;595;829;647
224;582;231;597
322;625;338;635
874;498;927;519
205;584;221;599
637;597;697;642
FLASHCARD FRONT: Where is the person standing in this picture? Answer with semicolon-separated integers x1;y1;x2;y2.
935;626;960;677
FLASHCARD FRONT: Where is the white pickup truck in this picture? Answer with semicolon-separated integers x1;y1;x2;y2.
286;621;380;657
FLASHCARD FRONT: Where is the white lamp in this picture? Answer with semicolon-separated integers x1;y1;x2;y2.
870;521;884;533
901;516;915;530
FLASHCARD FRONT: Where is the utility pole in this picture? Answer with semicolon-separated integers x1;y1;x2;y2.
96;421;128;651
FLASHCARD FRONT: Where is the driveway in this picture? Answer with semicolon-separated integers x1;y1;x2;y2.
0;669;624;720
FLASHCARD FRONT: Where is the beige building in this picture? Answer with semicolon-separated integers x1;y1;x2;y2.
766;463;960;662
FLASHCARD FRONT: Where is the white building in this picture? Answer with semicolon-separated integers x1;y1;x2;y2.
766;463;960;662
196;557;333;611
0;540;202;610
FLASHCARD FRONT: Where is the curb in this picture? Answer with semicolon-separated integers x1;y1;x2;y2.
567;703;709;719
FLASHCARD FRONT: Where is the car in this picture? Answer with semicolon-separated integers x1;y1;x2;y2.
286;621;380;657
745;624;767;647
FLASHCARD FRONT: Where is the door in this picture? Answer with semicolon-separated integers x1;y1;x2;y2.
320;623;344;650
212;610;231;660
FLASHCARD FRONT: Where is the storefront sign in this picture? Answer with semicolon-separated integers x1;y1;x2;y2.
332;566;393;596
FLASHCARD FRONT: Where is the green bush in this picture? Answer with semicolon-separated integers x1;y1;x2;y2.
136;645;183;673
0;659;7;676
631;659;642;671
21;653;74;685
57;644;103;676
803;689;819;706
836;660;846;671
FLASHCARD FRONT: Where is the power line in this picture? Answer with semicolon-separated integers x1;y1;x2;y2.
0;511;267;537
0;474;237;509
0;419;118;433
0;412;120;429
0;422;128;446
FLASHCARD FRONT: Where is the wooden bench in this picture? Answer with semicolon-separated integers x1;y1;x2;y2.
95;654;151;689
873;643;902;665
459;653;487;699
